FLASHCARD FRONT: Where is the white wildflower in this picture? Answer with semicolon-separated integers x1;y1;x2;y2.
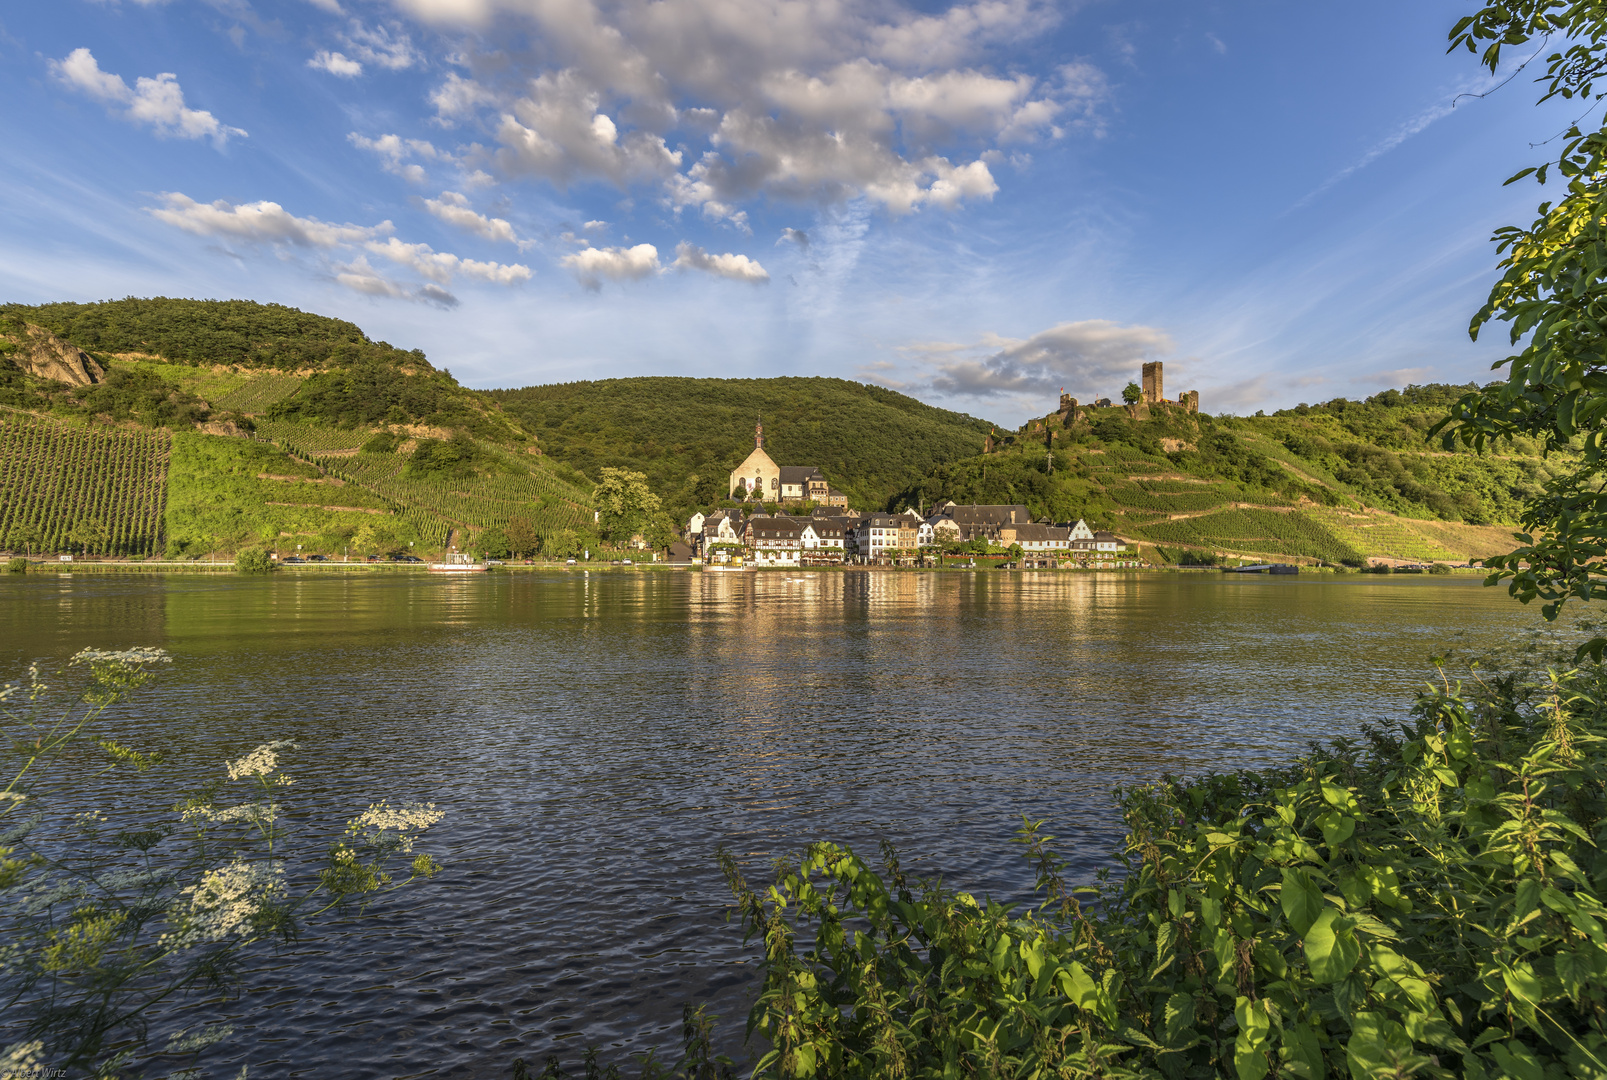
225;740;297;781
71;646;172;666
164;1023;234;1054
161;857;285;948
18;876;88;915
0;812;41;844
0;791;26;806
348;800;444;853
0;1040;45;1075
183;802;277;826
98;867;176;892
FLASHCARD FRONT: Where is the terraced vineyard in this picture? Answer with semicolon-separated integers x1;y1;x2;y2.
0;409;169;555
213;373;305;414
254;419;366;454
1133;508;1365;565
327;448;595;538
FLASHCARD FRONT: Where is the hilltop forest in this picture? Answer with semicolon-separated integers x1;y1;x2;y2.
486;377;994;514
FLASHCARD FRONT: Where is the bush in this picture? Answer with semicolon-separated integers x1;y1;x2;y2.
715;662;1607;1078
5;557;26;573
1428;562;1453;575
234;548;274;574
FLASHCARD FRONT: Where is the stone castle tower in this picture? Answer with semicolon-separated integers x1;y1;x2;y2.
1142;362;1163;405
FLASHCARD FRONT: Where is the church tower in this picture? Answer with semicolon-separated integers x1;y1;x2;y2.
729;416;781;498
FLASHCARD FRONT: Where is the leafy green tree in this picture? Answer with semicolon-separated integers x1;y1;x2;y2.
476;527;511;560
1436;2;1607;656
593;467;661;542
1121;381;1142;405
542;528;580;558
1007;542;1024;562
644;511;679;551
505;518;540;558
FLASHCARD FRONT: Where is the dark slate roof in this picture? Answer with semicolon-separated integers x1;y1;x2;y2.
752;519;806;538
778;466;824;484
948;504;1031;525
1009;523;1053;542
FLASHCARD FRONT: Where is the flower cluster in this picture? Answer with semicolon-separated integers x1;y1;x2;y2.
225;740;297;781
347;800;444;854
160;857;285;949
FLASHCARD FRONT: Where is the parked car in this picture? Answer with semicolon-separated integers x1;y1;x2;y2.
283;556;305;564
566;558;577;565
622;559;633;566
306;554;328;562
400;555;423;564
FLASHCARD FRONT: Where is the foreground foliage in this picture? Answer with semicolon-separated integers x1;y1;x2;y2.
0;650;446;1075
719;659;1606;1078
1435;2;1607;652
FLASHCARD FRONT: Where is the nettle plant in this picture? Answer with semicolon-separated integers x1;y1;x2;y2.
0;648;446;1077
718;659;1606;1078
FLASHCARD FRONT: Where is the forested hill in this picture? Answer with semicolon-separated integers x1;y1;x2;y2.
485;377;994;513
0;298;413;370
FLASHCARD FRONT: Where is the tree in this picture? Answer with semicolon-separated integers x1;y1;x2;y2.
505;518;540;558
1121;381;1142;405
593;467;661;542
476;527;510;560
644;511;679;551
542;528;580;558
1007;542;1024;563
1435;3;1607;657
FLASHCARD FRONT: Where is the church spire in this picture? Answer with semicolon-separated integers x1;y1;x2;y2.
755;415;763;449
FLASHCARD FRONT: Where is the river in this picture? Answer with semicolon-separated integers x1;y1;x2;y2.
0;570;1550;1076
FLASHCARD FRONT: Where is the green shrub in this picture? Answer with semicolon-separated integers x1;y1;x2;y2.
716;663;1607;1078
234;548;274;574
6;556;27;573
1429;562;1453;575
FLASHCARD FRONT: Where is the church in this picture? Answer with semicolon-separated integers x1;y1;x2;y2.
727;420;846;506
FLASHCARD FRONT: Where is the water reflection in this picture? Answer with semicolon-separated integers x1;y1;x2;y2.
0;571;1544;1076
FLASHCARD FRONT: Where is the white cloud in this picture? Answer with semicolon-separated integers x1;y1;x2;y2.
335;255;460;307
147;193;388;246
49;48;246;146
491;71;682;187
424;191;521;245
672;241;768;282
349;132;444;183
365;236;532;283
777;226;809;250
430;72;498;122
309;50;363;77
398;0;1102;217
341;21;419;70
304;0;345;12
905;320;1175;399
559;243;660;289
147;191;523;302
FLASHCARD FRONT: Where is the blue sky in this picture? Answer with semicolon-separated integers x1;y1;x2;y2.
0;0;1583;424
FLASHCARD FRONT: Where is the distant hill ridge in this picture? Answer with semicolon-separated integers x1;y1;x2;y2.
0;296;1544;565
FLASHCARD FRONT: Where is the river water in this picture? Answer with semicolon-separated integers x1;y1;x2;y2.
0;570;1549;1076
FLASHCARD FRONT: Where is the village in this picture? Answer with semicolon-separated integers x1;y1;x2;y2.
677;417;1140;569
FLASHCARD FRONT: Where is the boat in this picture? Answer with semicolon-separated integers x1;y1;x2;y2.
428;553;488;573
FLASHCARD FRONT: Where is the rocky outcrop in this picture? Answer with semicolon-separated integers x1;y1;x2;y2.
3;323;104;386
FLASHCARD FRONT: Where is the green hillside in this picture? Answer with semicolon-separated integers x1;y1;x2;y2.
0;296;1553;565
892;386;1547;565
0;300;593;558
486;376;994;513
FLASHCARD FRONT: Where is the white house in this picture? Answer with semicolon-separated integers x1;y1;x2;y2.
687;511;706;538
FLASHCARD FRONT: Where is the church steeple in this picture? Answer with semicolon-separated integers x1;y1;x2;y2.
755;416;763;449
